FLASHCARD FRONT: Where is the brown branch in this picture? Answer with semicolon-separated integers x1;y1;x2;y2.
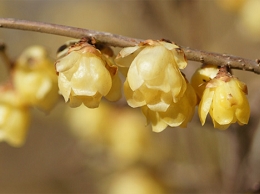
0;41;13;70
1;18;260;74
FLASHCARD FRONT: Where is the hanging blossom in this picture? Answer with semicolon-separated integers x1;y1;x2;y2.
116;39;196;131
198;66;250;129
55;38;121;108
13;46;60;112
116;39;187;111
0;83;30;147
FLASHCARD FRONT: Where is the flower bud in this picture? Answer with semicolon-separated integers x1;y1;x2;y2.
0;84;30;147
13;46;59;112
56;40;121;108
198;67;250;129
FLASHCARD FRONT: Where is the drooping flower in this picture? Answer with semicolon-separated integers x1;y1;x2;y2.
191;64;219;101
13;46;59;112
55;39;121;108
116;39;187;112
141;83;197;132
0;84;30;147
198;66;250;129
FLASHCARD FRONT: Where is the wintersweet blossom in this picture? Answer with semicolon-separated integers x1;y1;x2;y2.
55;40;121;108
198;67;250;129
0;84;30;147
13;46;59;112
116;39;187;112
141;83;197;132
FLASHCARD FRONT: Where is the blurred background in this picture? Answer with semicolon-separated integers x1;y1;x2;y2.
1;0;260;193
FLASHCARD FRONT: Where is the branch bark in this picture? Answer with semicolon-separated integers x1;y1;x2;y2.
1;18;260;74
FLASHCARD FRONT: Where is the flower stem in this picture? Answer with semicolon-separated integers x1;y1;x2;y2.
1;18;260;74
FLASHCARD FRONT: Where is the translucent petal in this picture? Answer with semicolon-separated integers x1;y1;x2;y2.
218;79;242;108
124;81;146;107
135;46;170;80
127;62;144;91
0;106;30;147
198;88;214;125
68;95;83;108
151;119;168;133
145;73;168;90
171;49;187;69
235;94;250;124
58;73;72;102
212;86;235;125
211;118;230;130
61;59;80;81
105;73;122;101
56;52;81;72
147;101;170;112
71;56;112;96
115;46;141;68
235;77;248;94
159;96;188;127
82;94;102;108
167;65;187;101
141;106;168;132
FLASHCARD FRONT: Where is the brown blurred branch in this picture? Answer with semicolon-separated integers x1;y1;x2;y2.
1;18;260;74
0;41;13;70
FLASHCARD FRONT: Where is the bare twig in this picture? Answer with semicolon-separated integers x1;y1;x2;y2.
1;18;260;74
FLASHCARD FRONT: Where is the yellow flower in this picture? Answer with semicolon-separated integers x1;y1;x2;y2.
0;84;30;147
56;40;121;108
116;40;187;112
141;83;197;132
198;68;250;129
13;46;59;112
190;64;219;101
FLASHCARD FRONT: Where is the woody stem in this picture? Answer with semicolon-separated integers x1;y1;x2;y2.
1;18;260;74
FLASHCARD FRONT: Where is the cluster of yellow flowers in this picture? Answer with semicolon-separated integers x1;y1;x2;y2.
0;46;59;146
56;38;250;132
0;38;251;147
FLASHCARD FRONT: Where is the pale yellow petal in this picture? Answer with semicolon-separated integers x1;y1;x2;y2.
115;46;141;68
198;88;214;125
147;101;170;112
142;107;168;132
124;81;146;107
235;94;250;125
211;118;230;130
82;94;103;108
58;72;71;102
127;62;144;91
171;49;187;69
71;56;112;96
56;52;81;72
135;46;169;80
68;95;83;108
0;103;30;147
105;73;122;101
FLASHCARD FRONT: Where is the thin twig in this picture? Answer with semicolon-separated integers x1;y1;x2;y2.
1;18;260;74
